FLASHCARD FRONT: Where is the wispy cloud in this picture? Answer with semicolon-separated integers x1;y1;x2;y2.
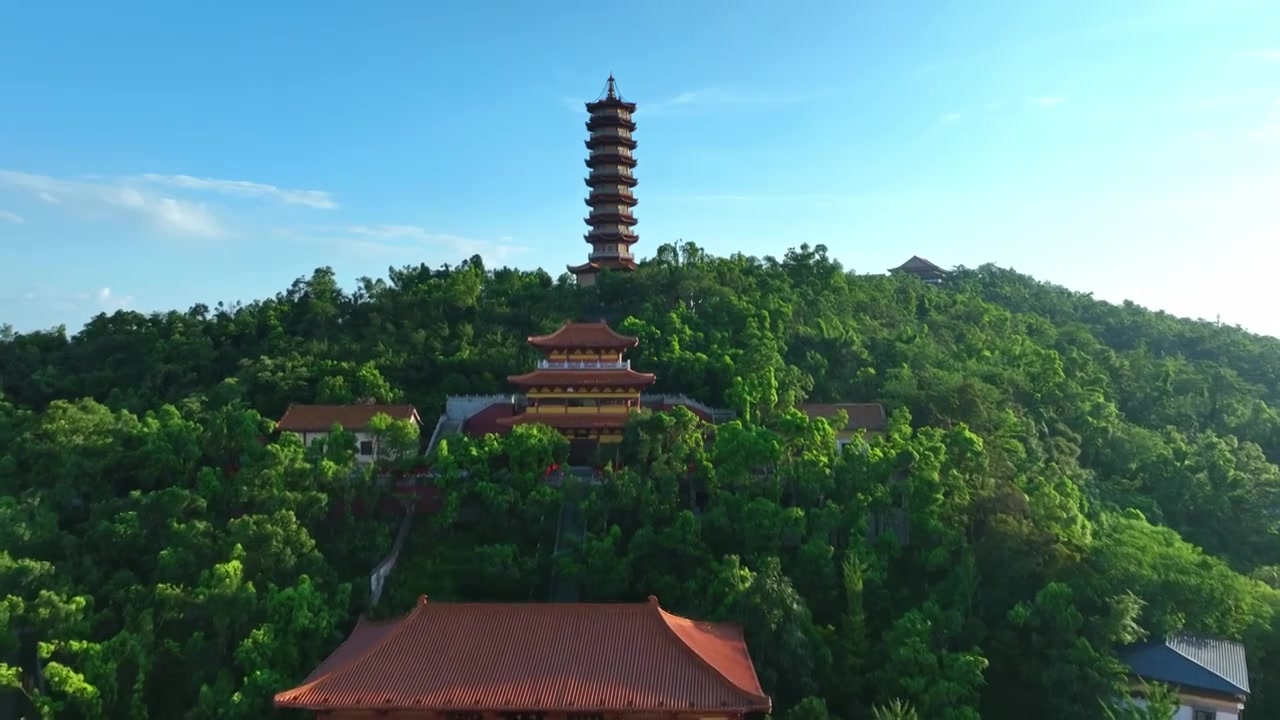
1243;49;1280;61
646;87;818;116
11;284;134;313
985;101;1007;111
1027;96;1068;109
560;85;825;118
1252;99;1280;142
0;170;340;238
0;209;23;224
0;170;221;237
938;112;962;125
132;174;338;209
653;192;887;209
281;224;529;262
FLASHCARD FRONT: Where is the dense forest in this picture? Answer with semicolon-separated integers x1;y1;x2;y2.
3;241;1280;719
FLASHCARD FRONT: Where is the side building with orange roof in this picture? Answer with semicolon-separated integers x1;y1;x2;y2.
274;595;773;720
277;402;423;464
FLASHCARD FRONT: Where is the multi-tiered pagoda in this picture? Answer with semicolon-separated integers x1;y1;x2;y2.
498;320;655;455
569;75;639;286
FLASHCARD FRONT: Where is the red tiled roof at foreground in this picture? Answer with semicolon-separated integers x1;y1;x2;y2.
276;403;421;432
273;596;772;714
797;403;888;431
528;320;640;350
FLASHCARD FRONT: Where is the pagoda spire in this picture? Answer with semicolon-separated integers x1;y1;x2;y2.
569;75;639;286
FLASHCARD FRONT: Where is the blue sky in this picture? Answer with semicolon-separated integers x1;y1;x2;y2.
2;0;1278;336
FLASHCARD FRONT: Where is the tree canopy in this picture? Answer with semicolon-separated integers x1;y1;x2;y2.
2;242;1277;718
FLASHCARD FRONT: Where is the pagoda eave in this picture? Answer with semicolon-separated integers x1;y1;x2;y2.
507;369;655;388
585;232;638;244
527;320;641;349
570;258;638;273
585;175;638;189
586;117;638;133
585;98;638;113
585;215;638;227
584;194;638;207
585;156;638;170
586;137;638;151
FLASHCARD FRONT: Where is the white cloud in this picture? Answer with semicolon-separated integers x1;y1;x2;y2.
1028;96;1068;109
985;101;1007;111
0;209;23;224
1243;50;1280;61
283;224;529;262
96;287;133;309
939;112;962;125
133;174;338;209
0;170;221;237
12;284;134;312
562;85;824;118
0;169;339;238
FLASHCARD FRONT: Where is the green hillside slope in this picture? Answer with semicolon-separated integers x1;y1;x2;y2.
2;242;1277;719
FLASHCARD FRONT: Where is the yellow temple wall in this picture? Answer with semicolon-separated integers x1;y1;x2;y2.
526;405;632;415
526;390;642;399
545;350;624;362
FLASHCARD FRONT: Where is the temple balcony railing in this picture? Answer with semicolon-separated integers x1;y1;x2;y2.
536;359;631;370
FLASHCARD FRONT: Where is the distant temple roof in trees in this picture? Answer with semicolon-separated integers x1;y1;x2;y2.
889;255;946;275
797;403;888;432
528;320;640;350
272;596;772;714
276;403;422;433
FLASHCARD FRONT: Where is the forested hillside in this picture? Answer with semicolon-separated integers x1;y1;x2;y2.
3;241;1280;719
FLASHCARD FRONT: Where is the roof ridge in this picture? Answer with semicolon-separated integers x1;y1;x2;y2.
649;598;770;707
1166;635;1248;694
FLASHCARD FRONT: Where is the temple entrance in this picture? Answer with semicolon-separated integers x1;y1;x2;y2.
568;440;597;465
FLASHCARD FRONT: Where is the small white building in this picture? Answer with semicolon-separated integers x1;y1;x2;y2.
276;403;422;463
1119;634;1250;719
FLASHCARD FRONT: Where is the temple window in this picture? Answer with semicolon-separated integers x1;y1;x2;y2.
501;714;545;720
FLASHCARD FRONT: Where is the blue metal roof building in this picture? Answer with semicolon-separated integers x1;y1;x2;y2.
1119;633;1251;701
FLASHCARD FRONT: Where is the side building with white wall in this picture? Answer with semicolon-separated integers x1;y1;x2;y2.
276;403;423;463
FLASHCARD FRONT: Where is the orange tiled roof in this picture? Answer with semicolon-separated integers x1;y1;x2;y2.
528;320;639;350
508;368;656;388
273;596;772;714
496;413;633;429
797;403;888;431
277;404;421;432
569;258;639;274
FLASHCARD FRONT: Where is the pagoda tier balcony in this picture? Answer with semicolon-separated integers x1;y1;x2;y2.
584;193;638;207
584;172;637;188
585;136;638;151
536;358;632;370
586;114;637;132
585;212;638;226
585;154;638;170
